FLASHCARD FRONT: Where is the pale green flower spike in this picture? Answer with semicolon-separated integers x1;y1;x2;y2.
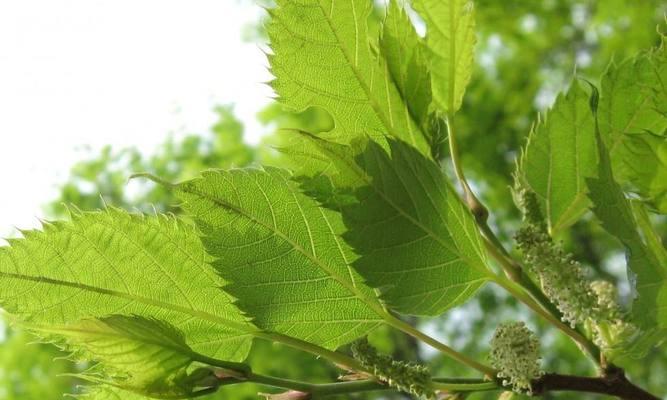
489;322;543;394
590;280;621;320
586;280;639;361
514;189;602;328
351;338;436;400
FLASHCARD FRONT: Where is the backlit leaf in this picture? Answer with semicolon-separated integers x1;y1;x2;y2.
177;168;385;350
0;209;253;362
268;0;430;154
518;82;597;234
288;132;491;316
413;0;476;114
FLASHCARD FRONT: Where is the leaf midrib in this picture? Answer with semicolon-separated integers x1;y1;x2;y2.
0;270;253;334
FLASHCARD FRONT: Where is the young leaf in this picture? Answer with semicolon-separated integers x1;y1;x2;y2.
586;123;666;331
380;0;431;126
518;82;597;234
268;0;430;154
0;209;253;362
34;316;225;398
412;0;476;114
177;168;385;350
291;132;491;316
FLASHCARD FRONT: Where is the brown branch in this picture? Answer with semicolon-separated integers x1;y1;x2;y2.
532;367;660;400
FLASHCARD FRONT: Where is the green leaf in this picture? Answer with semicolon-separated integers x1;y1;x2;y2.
518;81;597;234
412;0;476;114
176;168;385;350
291;132;491;316
0;209;253;362
380;0;431;126
586;123;666;330
621;132;667;213
599;43;667;158
34;316;226;398
268;0;430;154
597;41;667;213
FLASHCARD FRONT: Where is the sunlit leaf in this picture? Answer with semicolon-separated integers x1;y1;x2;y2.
268;0;430;154
177;168;385;350
0;209;254;362
288;132;491;316
518;82;597;234
413;0;476;114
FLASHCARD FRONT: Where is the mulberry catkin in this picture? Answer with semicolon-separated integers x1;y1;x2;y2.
515;225;601;327
351;338;435;399
489;322;543;394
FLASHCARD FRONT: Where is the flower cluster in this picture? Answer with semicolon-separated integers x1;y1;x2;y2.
590;280;621;320
351;338;435;399
513;188;603;327
515;224;602;327
489;322;543;394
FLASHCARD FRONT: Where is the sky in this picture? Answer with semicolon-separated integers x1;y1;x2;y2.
0;0;272;242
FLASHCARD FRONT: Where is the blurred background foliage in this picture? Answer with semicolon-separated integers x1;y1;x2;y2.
2;0;666;399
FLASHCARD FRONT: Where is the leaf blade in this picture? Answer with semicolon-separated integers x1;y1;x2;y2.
34;316;219;398
177;168;385;350
268;0;430;154
413;0;476;114
291;133;491;316
518;82;597;234
0;209;254;362
380;0;431;126
586;120;667;330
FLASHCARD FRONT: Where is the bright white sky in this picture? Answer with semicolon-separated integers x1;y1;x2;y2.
0;0;273;242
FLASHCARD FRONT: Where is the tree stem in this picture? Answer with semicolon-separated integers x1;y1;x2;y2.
532;369;660;400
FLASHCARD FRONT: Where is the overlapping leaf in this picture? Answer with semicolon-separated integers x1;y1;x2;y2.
177;168;385;350
289;132;491;316
380;0;431;126
413;0;476;114
35;316;224;398
598;41;667;212
268;0;430;154
599;43;667;156
586;125;666;330
0;209;253;362
518;82;597;234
